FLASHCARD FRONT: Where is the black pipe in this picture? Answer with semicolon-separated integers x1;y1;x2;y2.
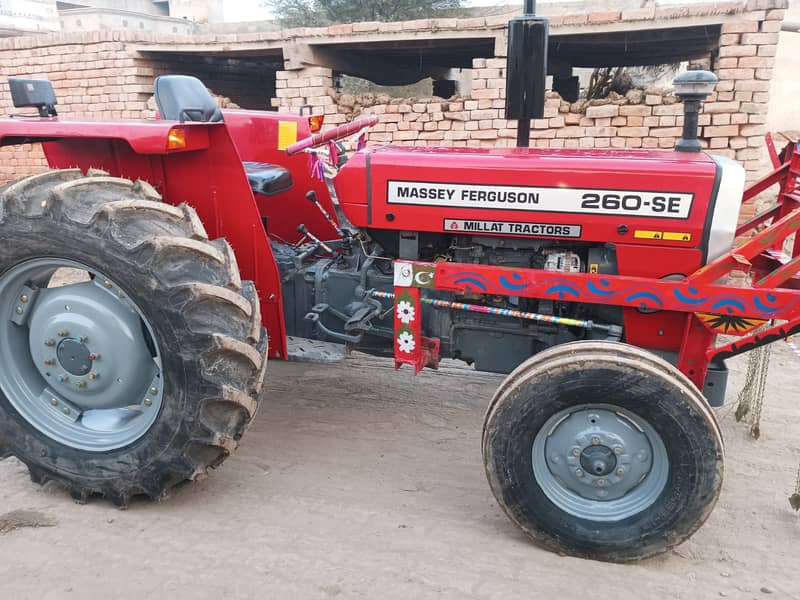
516;0;536;147
507;0;547;148
677;99;701;152
524;0;535;15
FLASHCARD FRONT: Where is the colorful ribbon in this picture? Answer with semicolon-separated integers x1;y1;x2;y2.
369;290;604;330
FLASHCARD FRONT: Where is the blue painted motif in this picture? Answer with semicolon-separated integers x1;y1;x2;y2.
710;298;746;313
625;291;664;307
546;284;581;299
674;289;707;305
499;274;530;291
587;281;614;296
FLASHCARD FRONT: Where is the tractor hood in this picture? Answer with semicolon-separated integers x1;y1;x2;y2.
335;145;745;262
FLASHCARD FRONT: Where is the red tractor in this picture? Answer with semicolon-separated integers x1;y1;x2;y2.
1;17;799;563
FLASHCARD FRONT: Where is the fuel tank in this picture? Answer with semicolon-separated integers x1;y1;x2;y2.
334;146;745;263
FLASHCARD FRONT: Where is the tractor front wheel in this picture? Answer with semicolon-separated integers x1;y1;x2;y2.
0;169;267;505
482;341;723;562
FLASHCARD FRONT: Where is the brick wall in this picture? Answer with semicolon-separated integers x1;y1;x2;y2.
273;10;786;200
0;34;154;183
0;0;788;198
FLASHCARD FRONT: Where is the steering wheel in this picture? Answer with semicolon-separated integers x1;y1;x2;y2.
285;115;379;156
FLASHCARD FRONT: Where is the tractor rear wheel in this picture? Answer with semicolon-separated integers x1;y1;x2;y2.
482;340;723;562
0;169;267;505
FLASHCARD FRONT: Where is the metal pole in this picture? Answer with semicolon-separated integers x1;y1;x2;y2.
516;0;536;147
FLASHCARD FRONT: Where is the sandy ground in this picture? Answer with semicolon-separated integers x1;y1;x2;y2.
0;344;799;600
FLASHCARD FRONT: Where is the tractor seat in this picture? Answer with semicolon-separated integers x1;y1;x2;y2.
242;161;294;197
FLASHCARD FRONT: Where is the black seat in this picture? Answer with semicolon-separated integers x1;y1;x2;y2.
154;75;223;123
243;161;294;197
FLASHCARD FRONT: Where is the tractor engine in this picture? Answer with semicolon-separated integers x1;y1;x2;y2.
274;231;621;373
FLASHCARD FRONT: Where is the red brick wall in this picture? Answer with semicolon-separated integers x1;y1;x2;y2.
0;2;787;196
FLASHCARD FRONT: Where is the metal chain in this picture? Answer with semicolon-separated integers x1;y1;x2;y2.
735;326;772;440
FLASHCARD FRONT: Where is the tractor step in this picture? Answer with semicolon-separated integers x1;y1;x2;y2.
286;336;347;363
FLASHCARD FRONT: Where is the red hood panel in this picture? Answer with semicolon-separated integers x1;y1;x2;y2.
335;145;719;250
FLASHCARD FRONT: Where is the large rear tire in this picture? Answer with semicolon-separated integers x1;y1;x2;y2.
0;169;267;505
482;341;723;562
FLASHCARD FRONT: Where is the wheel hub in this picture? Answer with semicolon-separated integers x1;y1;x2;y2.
56;338;93;376
532;404;669;522
579;444;617;477
0;258;164;451
27;278;158;412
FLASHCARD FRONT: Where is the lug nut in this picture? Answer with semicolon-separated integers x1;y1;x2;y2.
143;398;153;407
103;280;113;289
616;468;625;476
596;479;606;487
150;387;158;395
571;447;580;457
117;291;125;299
20;294;28;303
591;436;601;446
15;306;23;315
62;407;70;415
57;329;69;337
614;447;623;455
50;398;58;407
88;373;98;381
575;468;584;477
45;339;55;346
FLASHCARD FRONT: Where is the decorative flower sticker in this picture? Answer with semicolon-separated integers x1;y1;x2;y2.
396;300;415;324
397;331;416;354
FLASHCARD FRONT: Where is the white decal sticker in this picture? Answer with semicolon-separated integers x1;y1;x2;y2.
388;181;694;219
393;261;413;286
444;219;582;238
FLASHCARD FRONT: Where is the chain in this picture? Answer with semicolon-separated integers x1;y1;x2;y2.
735;326;772;439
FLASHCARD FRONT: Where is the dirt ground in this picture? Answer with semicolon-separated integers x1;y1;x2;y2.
0;344;799;600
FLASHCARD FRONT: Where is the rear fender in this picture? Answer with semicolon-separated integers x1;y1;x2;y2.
0;117;288;359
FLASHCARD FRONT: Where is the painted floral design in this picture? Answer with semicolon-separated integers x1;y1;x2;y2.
397;331;416;354
396;300;416;324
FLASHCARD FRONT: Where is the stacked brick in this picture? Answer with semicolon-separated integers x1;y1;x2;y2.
272;68;338;117
300;85;694;151
0;0;789;189
276;6;785;189
710;7;785;177
0;35;156;182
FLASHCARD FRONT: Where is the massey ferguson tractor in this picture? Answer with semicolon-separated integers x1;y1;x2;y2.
1;10;799;563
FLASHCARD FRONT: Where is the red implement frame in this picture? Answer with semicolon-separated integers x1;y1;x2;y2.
392;141;800;390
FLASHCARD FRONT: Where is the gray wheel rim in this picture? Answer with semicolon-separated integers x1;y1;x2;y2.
0;258;164;452
532;403;669;522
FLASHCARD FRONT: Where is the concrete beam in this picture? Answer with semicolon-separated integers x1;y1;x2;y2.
284;42;449;85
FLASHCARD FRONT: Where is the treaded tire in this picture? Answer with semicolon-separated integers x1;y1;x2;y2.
0;169;267;505
482;340;724;562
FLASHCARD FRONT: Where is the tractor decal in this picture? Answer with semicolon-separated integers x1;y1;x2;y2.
387;180;694;219
695;313;766;334
443;219;582;238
